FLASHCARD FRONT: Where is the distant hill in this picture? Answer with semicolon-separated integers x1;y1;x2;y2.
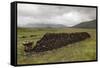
19;23;67;28
72;20;96;28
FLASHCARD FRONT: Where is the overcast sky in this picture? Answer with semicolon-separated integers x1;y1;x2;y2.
17;3;96;27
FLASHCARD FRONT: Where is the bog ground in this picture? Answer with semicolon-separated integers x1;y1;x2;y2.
17;28;96;65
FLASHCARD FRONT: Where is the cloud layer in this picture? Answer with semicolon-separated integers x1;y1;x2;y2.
17;3;96;27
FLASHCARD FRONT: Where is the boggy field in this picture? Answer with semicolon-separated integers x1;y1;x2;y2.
17;28;97;65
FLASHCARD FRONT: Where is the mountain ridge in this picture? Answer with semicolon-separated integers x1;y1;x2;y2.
18;23;67;28
72;20;96;28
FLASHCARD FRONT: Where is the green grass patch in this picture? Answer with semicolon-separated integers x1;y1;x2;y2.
17;28;96;65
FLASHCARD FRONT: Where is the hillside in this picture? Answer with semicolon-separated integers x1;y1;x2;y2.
73;20;96;28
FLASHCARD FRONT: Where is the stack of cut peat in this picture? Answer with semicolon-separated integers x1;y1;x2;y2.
32;32;90;52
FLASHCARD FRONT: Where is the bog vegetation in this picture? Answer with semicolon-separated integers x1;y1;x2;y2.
17;28;96;65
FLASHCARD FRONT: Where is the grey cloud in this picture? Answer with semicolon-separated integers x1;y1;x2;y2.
17;3;96;27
